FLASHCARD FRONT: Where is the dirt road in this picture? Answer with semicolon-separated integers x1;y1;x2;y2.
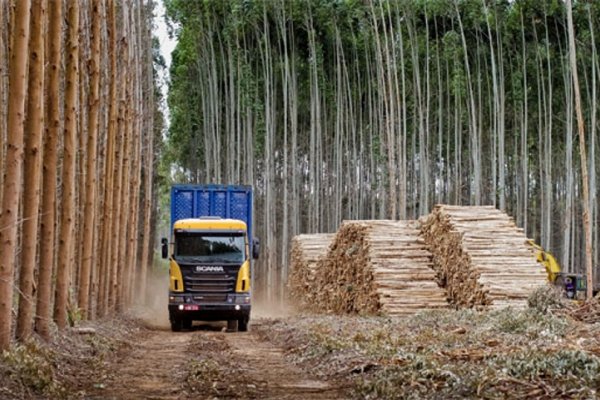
87;320;344;400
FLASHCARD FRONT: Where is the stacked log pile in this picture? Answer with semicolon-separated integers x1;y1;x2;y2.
312;220;449;315
421;205;547;309
287;234;335;309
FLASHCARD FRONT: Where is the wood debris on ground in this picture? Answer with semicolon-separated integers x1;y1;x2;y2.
421;204;547;309
257;309;600;400
570;295;600;324
311;220;449;315
287;233;335;309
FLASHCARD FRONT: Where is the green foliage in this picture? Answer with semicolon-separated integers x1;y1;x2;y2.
489;307;568;337
527;284;571;314
0;342;66;398
495;349;600;382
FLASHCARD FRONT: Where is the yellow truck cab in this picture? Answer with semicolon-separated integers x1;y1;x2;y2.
162;185;258;332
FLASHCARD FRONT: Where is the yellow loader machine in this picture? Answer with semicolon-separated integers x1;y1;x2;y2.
162;185;259;332
528;240;595;300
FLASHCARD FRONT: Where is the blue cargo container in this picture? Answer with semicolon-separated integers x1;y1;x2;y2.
170;184;254;245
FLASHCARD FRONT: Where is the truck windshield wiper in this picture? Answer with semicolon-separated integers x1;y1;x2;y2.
176;256;208;263
204;257;241;264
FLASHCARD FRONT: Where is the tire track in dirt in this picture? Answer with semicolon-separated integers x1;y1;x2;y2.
216;327;344;399
87;319;344;399
87;329;191;400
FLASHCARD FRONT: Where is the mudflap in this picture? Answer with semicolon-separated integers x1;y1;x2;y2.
227;319;238;332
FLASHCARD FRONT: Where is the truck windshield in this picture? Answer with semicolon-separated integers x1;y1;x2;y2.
175;232;245;263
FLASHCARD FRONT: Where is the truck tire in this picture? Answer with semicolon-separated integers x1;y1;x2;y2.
238;316;249;332
226;319;238;332
171;318;183;332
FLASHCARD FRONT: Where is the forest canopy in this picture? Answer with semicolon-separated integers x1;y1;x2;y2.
164;0;600;301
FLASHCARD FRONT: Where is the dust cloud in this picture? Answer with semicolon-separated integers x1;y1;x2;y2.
131;269;170;330
252;298;297;319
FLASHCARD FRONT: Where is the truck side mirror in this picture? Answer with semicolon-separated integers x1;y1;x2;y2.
252;238;260;260
161;237;169;259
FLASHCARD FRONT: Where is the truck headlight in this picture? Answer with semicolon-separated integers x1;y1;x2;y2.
235;296;251;304
169;296;184;303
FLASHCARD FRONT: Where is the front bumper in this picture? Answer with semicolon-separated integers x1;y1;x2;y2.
168;293;251;321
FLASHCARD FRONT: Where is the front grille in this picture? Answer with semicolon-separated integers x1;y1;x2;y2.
179;264;239;303
185;274;235;293
193;294;227;302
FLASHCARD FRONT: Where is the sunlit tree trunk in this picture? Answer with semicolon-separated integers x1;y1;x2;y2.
455;3;480;205
16;0;45;342
0;1;8;204
98;0;117;317
78;0;102;319
587;4;598;281
138;1;154;304
54;0;79;330
35;0;61;339
566;0;593;298
0;0;30;350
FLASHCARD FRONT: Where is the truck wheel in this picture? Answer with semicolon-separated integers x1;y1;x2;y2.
238;316;249;332
226;319;238;332
171;319;183;332
183;318;192;330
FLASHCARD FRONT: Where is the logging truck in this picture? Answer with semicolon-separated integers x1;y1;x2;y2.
162;185;259;332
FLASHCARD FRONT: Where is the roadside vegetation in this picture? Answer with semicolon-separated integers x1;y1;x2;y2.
254;302;600;398
0;318;140;399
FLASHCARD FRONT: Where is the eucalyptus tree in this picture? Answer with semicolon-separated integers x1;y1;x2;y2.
36;0;62;339
164;0;600;301
16;0;45;341
79;0;103;319
54;0;80;330
0;0;30;350
566;0;593;298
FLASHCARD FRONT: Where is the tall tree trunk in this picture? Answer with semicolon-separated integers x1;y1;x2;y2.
563;66;573;271
0;0;30;351
455;3;480;205
138;1;154;304
587;2;598;284
78;0;102;319
35;0;61;339
124;4;142;306
98;0;117;318
54;0;79;330
566;0;593;298
16;0;45;342
116;8;134;310
520;9;529;232
0;1;7;205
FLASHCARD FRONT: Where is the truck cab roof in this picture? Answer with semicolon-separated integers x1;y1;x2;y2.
173;218;247;232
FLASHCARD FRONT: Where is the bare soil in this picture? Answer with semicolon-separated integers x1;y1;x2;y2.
86;328;190;399
86;320;346;400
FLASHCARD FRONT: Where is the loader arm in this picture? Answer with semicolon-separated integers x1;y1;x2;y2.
527;239;561;283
